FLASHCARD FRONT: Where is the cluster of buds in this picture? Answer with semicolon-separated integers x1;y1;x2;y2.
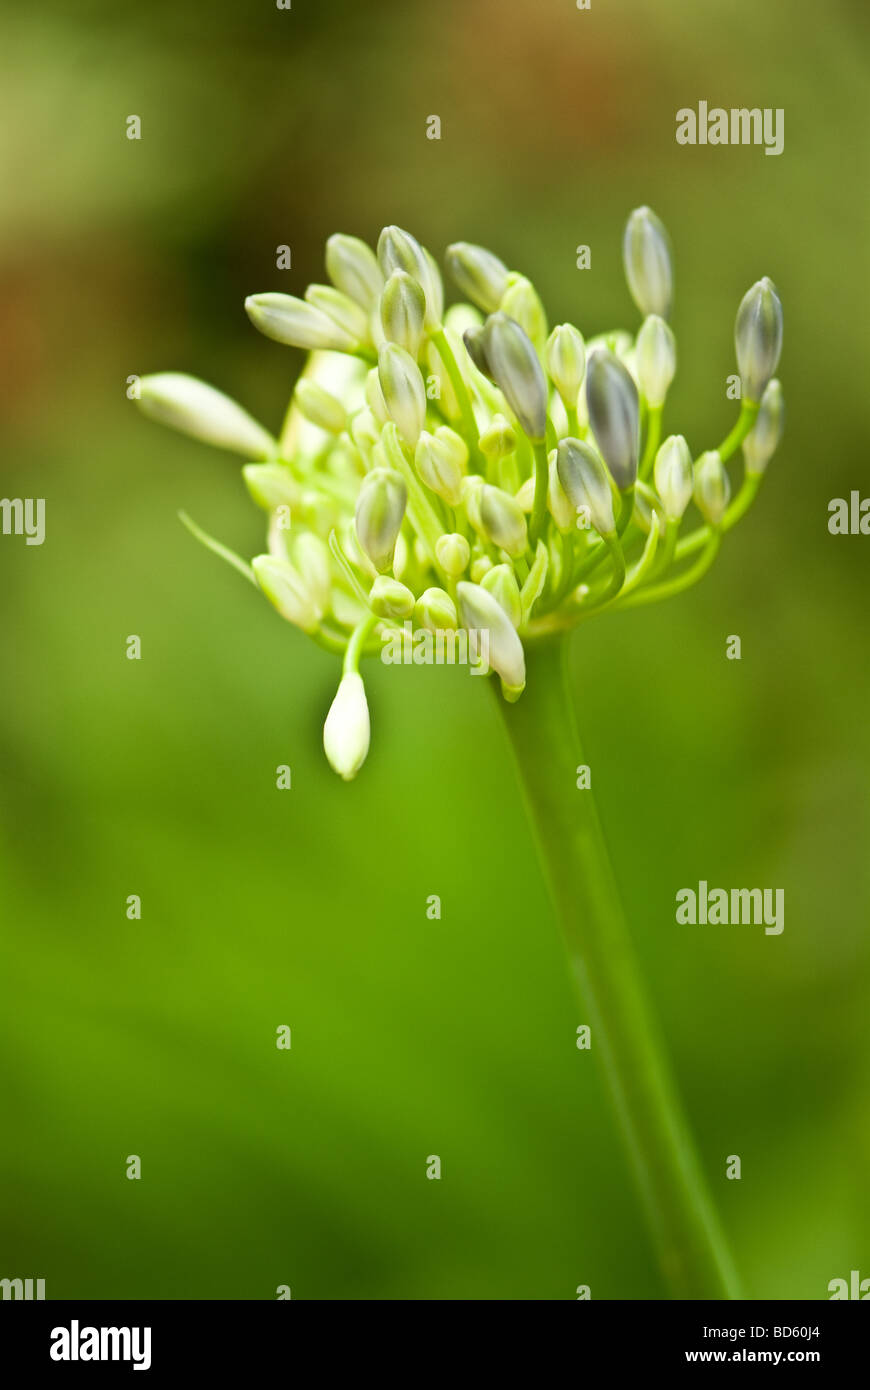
137;211;784;778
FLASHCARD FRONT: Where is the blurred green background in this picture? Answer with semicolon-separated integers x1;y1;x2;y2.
1;0;868;1300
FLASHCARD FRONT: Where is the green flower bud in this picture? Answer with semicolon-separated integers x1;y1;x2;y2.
457;581;526;698
350;407;381;458
735;277;783;404
354;466;407;572
137;373;277;458
623;206;673;318
415;587;458;632
370;575;415;619
481;563;522;627
546;324;587;410
415;429;466;506
653;435;693;520
294;379;348;434
500;275;548;353
323;672;370;781
377;343;426;446
634;480;667;536
556;437;616;537
479;413;517;463
292;532;332;613
480;312;548;441
693;450;731;525
252;554;321;633
470;555;493;583
585;349;640;490
435;531;470;578
365;368;389;425
305;284;371;346
377;225;440;328
743;379;784;475
443;302;484;336
548;449;575;532
245;293;358;351
635;315;676;408
380;270;426;357
479;483;529;557
325;233;383;311
242;463;300;511
513;477;535;513
445;242;510;314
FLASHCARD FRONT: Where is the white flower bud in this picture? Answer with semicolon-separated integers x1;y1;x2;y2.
137;373;277;458
445;242;510;314
623;206;673;318
294;379;347;433
305;284;371;346
323;672;370;781
585;349;640;490
292;532;332;613
635;315;676;408
653;435;693;520
252;555;321;633
743;379;784;475
242;463;300;511
435;532;470;578
365;368;390;425
370;575;415;619
325;233;383;311
548;449;575;532
377;343;426;446
245;293;358;351
415;429;467;506
546;324;586;410
415;587;458;632
500;275;548;353
457;581;526;698
479;413;517;463
354;466;407;572
481;563;522;627
479;484;529;557
693;450;731;526
380;270;426;357
556;437;616;537
377;225;441;328
480;312;548;441
735;277;783;404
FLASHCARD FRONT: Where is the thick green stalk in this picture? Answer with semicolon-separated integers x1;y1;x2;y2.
497;636;742;1300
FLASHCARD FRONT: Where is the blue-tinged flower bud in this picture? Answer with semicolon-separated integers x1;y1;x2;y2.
252;554;321;632
305;284;371;345
415;428;467;506
445;242;510;314
457;581;526;698
735;277;783;404
245;293;359;351
354;466;407;572
292;532;332;613
370;575;415;619
479;413;517;463
380;270;426;357
635;315;676;408
377;225;441;328
482;563;522;627
623;206;673;318
556;437;616;537
294;379;348;434
546;324;586;410
323;672;370;781
377;343;426;445
743;379;784;475
462;324;491;378
479;483;529;557
415;587;458;632
325;233;383;311
653;435;693;520
693;450;731;525
500;275;548;354
242;463;300;511
435;531;470;578
137;373;277;458
584;349;640;490
480;312;548;441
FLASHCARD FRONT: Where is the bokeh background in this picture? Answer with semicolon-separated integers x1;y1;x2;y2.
1;0;868;1300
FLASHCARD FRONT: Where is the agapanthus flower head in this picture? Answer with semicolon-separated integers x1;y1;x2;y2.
137;212;784;778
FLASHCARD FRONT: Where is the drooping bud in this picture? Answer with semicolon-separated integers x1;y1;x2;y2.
479;312;548;441
743;379;784;475
370;575;415;619
377;343;426;445
635;315;676;407
252;555;321;632
500;275;548;354
354;466;407;572
623;206;673;318
435;531;470;578
294;379;348;434
137;373;277;458
693;450;731;525
481;564;523;627
456;581;526;698
735;277;783;404
415;428;467;506
556;437;616;537
377;225;440;328
415;587;458;632
445;242;510;314
479;413;517;463
325;233;383;311
546;324;586;411
245;293;359;352
323;672;370;781
380;270;426;357
479;484;529;557
242;463;300;511
585;349;640;490
305;284;371;346
653;435;693;520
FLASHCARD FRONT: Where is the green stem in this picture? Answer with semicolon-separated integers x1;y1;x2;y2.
619;529;721;609
530;439;550;544
431;327;481;461
496;637;742;1300
717;400;759;463
639;404;663;480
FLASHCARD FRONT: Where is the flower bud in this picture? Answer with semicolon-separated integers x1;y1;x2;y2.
470;555;493;583
548;449;575;532
305;284;371;345
443;302;484;336
354;466;407;572
370;575;415;619
556;437;616;537
479;484;529;557
415;587;458;632
377;225;440;328
323;672;370;781
479;413;517;463
252;555;321;632
481;563;522;627
653;435;693;520
743;379;784;475
635;315;676;408
294;379;347;434
623;206;673;318
325;233;383;311
415;429;466;506
633;480;667;537
365;368;390;425
137;373;277;458
380;270;426;357
735;277;783;404
546;324;586;410
292;532;332;613
242;463;300;511
500;275;547;353
480;312;548;441
245;293;359;351
584;349;640;490
350;407;381;458
377;343;426;445
435;532;470;578
457;582;526;698
462;325;492;378
445;242;510;313
693;450;731;525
